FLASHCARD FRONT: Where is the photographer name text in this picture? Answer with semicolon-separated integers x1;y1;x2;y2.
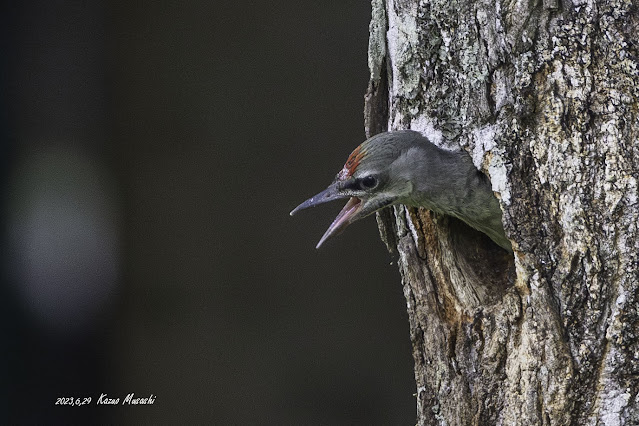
55;393;156;406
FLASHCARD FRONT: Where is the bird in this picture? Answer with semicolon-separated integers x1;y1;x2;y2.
290;130;512;252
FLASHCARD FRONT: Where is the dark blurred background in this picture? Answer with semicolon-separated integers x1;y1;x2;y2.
2;1;414;424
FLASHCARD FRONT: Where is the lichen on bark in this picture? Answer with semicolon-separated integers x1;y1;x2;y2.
366;0;639;424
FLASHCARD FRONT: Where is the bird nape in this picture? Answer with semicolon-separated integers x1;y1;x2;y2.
290;130;513;252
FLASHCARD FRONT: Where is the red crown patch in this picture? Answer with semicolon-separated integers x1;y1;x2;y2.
337;145;366;180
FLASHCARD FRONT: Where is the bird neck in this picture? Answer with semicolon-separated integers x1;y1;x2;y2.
399;145;511;251
397;146;478;213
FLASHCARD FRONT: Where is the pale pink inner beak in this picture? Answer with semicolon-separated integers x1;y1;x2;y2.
316;197;362;248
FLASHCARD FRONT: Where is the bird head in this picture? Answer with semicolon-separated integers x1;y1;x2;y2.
290;131;423;248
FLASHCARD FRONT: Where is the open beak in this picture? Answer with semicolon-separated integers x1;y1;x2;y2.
289;183;345;216
315;196;362;248
290;183;364;248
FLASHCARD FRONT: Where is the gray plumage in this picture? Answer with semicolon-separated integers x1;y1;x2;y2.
291;130;512;252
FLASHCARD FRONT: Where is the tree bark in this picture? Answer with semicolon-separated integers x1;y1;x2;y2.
365;0;639;424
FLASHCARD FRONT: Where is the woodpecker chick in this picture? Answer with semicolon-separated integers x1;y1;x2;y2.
291;130;512;252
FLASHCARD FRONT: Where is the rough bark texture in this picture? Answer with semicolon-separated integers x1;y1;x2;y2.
365;0;639;424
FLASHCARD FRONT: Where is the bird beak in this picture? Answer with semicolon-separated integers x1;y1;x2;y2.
290;183;364;248
289;183;346;216
315;196;362;248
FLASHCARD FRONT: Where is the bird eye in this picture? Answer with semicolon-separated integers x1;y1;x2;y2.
359;175;378;190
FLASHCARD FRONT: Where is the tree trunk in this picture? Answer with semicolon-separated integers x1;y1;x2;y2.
365;0;639;424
